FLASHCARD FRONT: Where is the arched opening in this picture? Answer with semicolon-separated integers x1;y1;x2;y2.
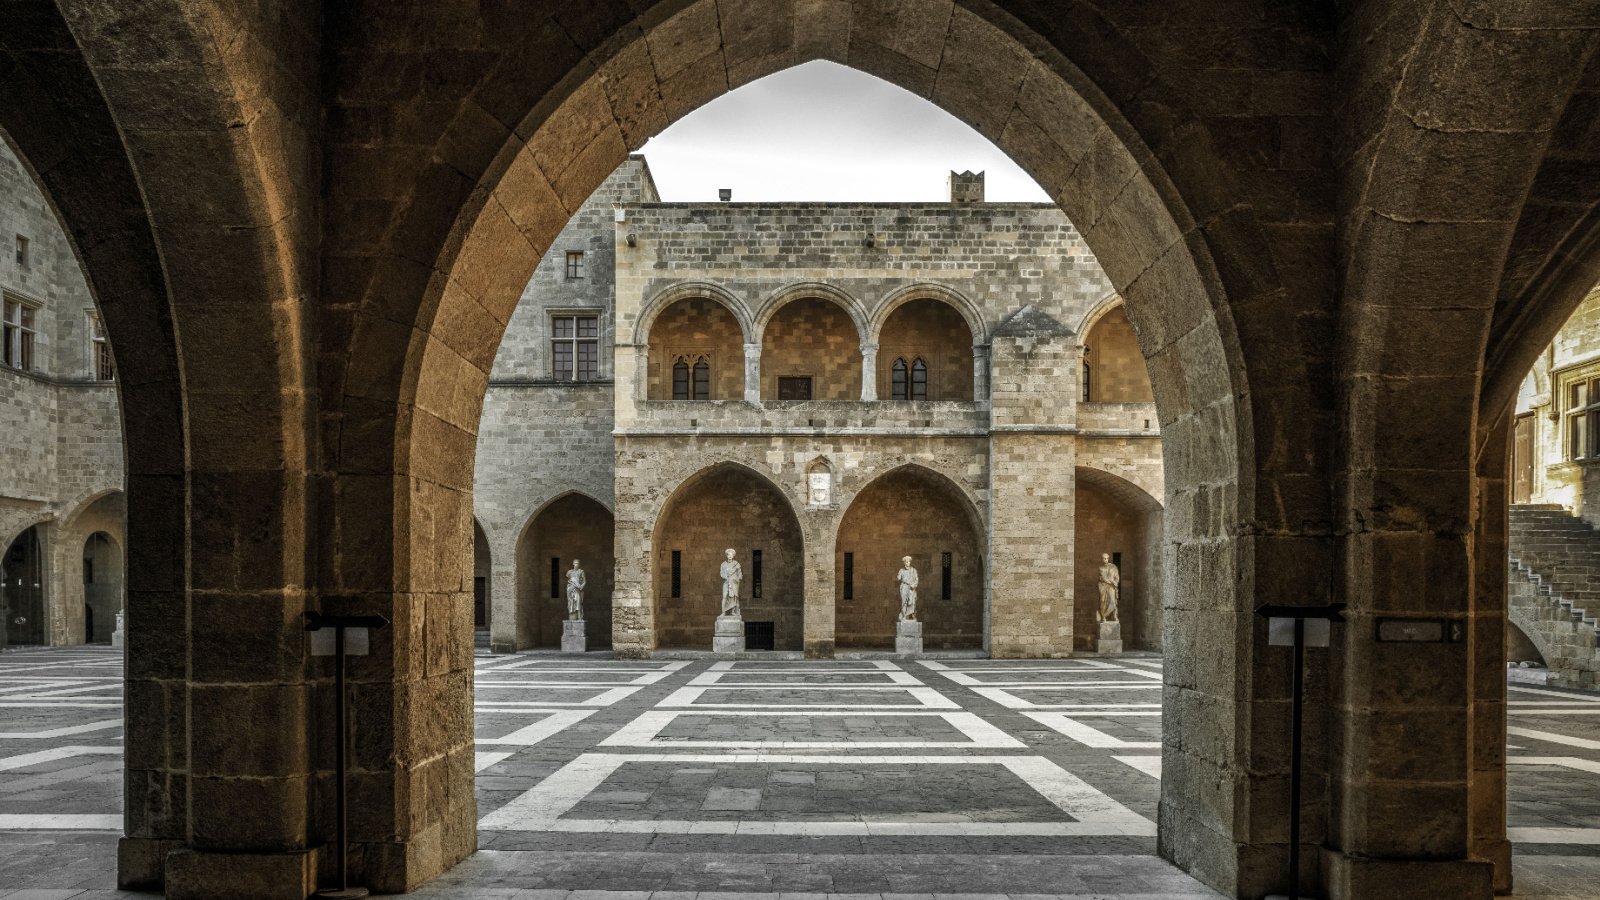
646;296;744;400
518;494;615;649
82;531;123;644
835;466;983;650
877;298;974;400
1073;467;1163;652
0;525;46;647
1081;305;1152;403
653;465;803;650
473;519;492;634
761;297;862;401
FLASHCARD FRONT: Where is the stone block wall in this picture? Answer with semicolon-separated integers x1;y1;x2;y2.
1085;306;1153;402
761;297;861;400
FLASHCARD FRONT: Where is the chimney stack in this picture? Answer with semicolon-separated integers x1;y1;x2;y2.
948;170;985;203
718;188;732;201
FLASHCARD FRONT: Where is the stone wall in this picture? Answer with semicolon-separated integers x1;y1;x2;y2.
761;297;861;400
1085;306;1152;403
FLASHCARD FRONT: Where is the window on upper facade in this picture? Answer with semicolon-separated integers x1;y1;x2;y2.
88;311;114;381
14;235;29;268
1569;376;1600;460
551;314;599;381
565;251;585;280
3;296;38;372
777;376;813;400
1082;362;1092;402
890;357;927;401
671;355;711;400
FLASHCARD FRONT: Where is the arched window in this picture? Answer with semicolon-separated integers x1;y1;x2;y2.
692;358;710;400
911;358;928;401
672;358;690;400
891;357;908;400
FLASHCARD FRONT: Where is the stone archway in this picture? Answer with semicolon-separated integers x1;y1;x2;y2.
82;532;123;644
0;525;46;647
1074;467;1163;652
876;298;975;401
518;493;615;649
645;296;746;401
834;465;984;651
652;464;804;651
760;295;864;401
1082;305;1152;403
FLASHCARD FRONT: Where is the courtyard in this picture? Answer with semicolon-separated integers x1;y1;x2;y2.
2;647;1599;898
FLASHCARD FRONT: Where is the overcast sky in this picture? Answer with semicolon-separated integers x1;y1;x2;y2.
638;61;1051;203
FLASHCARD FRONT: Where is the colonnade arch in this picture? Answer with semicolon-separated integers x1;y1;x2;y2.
516;492;615;649
1073;466;1162;652
833;465;984;650
0;524;46;647
651;464;805;651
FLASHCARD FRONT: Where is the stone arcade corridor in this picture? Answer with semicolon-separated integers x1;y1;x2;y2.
3;647;1600;898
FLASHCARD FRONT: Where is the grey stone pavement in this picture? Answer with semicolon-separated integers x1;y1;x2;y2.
0;647;1598;898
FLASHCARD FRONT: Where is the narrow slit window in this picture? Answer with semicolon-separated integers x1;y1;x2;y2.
550;557;561;598
671;550;682;598
672;359;690;400
692;358;710;400
14;235;28;268
843;552;854;601
1082;362;1092;402
941;552;952;600
751;549;763;599
891;357;908;400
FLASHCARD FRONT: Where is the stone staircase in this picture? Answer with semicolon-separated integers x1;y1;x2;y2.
1508;503;1600;688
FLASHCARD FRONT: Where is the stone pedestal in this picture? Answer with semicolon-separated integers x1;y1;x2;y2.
561;619;586;653
111;610;125;649
896;620;923;655
1095;621;1122;656
713;615;745;653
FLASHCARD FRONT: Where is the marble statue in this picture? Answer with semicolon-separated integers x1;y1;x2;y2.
1097;553;1120;623
566;559;586;620
897;556;919;622
719;548;742;617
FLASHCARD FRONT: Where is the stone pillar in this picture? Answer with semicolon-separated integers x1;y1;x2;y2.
986;310;1078;657
743;343;762;401
860;343;878;401
973;344;990;400
803;527;836;658
1469;419;1512;894
489;530;518;653
615;343;645;423
611;441;656;658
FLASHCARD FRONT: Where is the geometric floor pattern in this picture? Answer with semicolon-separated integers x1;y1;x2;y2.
1;646;1598;898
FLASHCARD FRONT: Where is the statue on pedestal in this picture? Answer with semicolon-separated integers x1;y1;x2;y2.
897;556;919;622
1097;553;1120;623
719;548;742;617
566;559;587;620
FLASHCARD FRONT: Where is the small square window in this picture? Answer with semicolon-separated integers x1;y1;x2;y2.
14;235;29;268
565;251;585;279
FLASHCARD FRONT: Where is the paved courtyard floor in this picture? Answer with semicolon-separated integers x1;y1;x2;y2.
0;646;1597;898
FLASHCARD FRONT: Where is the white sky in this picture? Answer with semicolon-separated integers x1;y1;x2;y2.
637;61;1051;203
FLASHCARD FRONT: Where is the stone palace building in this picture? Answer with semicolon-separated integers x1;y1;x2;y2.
0;137;125;650
471;158;1163;659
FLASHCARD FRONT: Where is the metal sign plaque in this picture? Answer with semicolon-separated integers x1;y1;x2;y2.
310;627;370;656
1267;617;1330;648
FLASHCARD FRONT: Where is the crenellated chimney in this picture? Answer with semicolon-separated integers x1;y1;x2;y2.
948;170;985;203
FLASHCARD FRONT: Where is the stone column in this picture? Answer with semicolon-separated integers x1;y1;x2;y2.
860;343;878;401
611;441;657;657
743;343;762;401
803;520;837;658
973;344;990;400
489;529;518;653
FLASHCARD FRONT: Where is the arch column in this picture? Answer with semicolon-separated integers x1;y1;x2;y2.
973;344;991;401
860;343;879;401
743;342;762;401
